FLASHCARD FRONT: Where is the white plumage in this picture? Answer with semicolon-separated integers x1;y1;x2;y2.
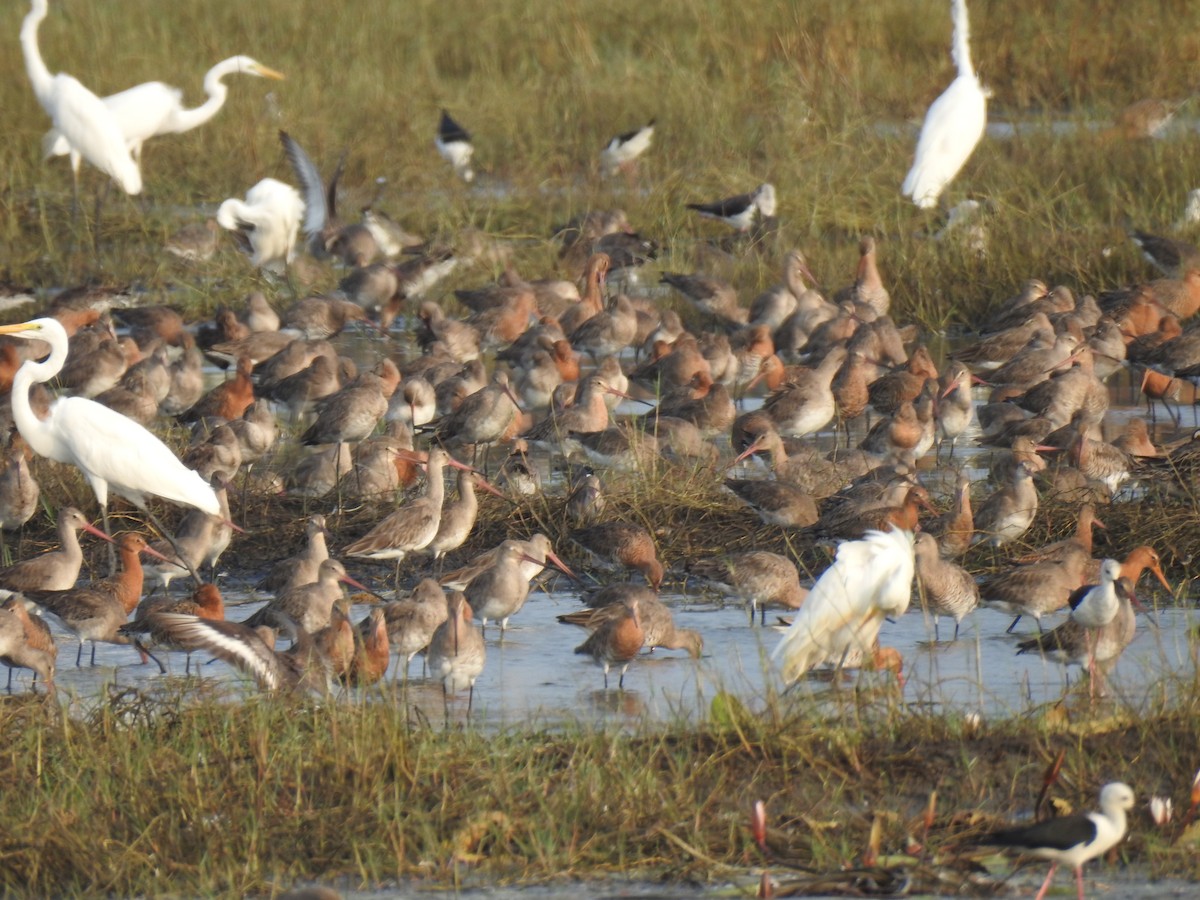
20;0;141;195
0;317;219;520
901;0;988;209
600;120;655;177
44;55;284;167
772;529;915;685
217;178;305;272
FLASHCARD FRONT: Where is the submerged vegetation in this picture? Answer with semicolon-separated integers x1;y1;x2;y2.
1;0;1200;896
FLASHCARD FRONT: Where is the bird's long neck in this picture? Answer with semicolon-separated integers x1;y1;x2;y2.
168;67;232;133
20;0;53;108
425;457;447;509
951;0;975;78
11;357;64;464
109;548;144;614
457;472;478;514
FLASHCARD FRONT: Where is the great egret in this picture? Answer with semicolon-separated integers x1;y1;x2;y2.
44;55;284;168
772;528;915;685
0;317;219;569
435;109;475;182
19;0;141;195
901;0;988;210
216;178;305;272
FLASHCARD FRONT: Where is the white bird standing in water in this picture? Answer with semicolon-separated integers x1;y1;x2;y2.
901;0;989;209
0;318;219;569
19;0;141;196
772;529;915;685
43;55;284;169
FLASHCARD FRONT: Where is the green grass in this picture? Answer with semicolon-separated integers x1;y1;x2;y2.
4;2;1200;895
3;1;1200;326
1;680;1199;896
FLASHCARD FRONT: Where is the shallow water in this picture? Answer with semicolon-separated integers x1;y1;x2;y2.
25;571;1198;729
18;319;1200;725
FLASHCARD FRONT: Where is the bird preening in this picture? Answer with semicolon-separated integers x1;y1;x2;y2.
772;528;915;686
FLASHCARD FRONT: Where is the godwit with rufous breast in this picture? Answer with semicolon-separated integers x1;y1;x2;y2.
347;608;390;687
120;582;225;674
574;594;644;690
0;596;55;691
570;522;663;589
832;236;889;318
558;583;702;658
181;355;255;423
924;472;973;559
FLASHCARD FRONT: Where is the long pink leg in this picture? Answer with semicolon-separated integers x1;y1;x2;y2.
1075;865;1086;900
1034;862;1059;900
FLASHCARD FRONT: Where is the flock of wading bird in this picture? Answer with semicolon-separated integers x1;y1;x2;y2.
3;0;1198;727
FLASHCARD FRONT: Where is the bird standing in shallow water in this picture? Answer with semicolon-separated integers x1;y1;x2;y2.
574;595;644;689
981;782;1133;900
772;529;914;684
427;592;486;716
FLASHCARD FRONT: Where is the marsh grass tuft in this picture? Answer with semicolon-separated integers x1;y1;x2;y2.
1;677;1200;894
